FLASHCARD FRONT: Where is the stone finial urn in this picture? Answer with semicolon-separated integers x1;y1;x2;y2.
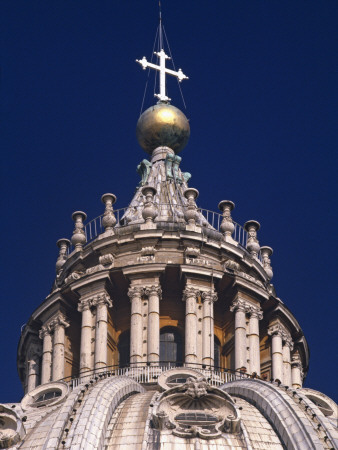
244;220;260;258
55;238;71;273
261;246;273;279
101;193;117;232
183;188;199;225
71;211;87;251
218;200;235;237
141;186;157;223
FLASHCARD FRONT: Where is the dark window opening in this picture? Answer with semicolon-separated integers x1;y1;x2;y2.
118;330;130;368
214;336;221;369
160;327;183;366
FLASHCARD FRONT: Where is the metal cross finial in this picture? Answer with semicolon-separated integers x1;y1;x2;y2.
136;49;188;102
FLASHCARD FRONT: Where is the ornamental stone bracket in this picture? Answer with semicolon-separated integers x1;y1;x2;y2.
151;375;241;440
222;257;240;271
137;246;157;262
85;253;115;275
185;247;212;266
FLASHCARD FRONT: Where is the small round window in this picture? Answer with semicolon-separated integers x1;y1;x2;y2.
34;390;62;406
21;382;68;411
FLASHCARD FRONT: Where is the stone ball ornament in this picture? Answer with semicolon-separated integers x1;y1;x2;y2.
136;103;190;155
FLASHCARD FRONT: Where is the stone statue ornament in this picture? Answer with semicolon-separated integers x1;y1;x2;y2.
152;374;240;440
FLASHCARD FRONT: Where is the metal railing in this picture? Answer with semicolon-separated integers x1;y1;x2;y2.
68;204;255;257
61;362;251;390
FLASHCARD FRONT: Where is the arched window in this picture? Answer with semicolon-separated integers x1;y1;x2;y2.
118;330;130;368
160;327;183;366
214;336;221;369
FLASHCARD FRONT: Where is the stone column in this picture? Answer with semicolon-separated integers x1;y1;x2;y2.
92;293;112;371
268;324;284;382
145;285;162;365
183;287;199;366
201;291;217;367
78;298;94;374
283;337;293;386
39;325;53;385
50;314;70;381
128;286;143;365
230;299;248;371
26;343;41;392
248;306;263;375
291;354;303;388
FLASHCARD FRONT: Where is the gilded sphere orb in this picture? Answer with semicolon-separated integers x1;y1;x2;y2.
136;103;190;155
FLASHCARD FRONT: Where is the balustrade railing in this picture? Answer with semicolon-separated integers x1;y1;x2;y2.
67;204;256;257
61;362;250;390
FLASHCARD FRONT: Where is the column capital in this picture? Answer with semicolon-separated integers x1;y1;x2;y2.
78;297;92;312
144;285;162;299
183;287;200;301
267;323;285;338
230;298;250;313
128;286;143;300
201;291;218;303
39;324;52;339
248;305;263;320
48;313;70;332
91;293;112;308
283;336;294;350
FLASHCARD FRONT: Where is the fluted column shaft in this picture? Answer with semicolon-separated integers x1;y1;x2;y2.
248;309;263;375
147;286;161;364
93;294;112;370
283;340;293;386
52;316;69;381
270;332;283;381
78;299;93;374
128;287;143;365
202;292;217;366
231;300;247;371
40;328;52;384
183;288;198;366
27;348;40;392
291;359;303;388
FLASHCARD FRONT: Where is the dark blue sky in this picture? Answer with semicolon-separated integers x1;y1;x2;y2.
1;1;337;402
